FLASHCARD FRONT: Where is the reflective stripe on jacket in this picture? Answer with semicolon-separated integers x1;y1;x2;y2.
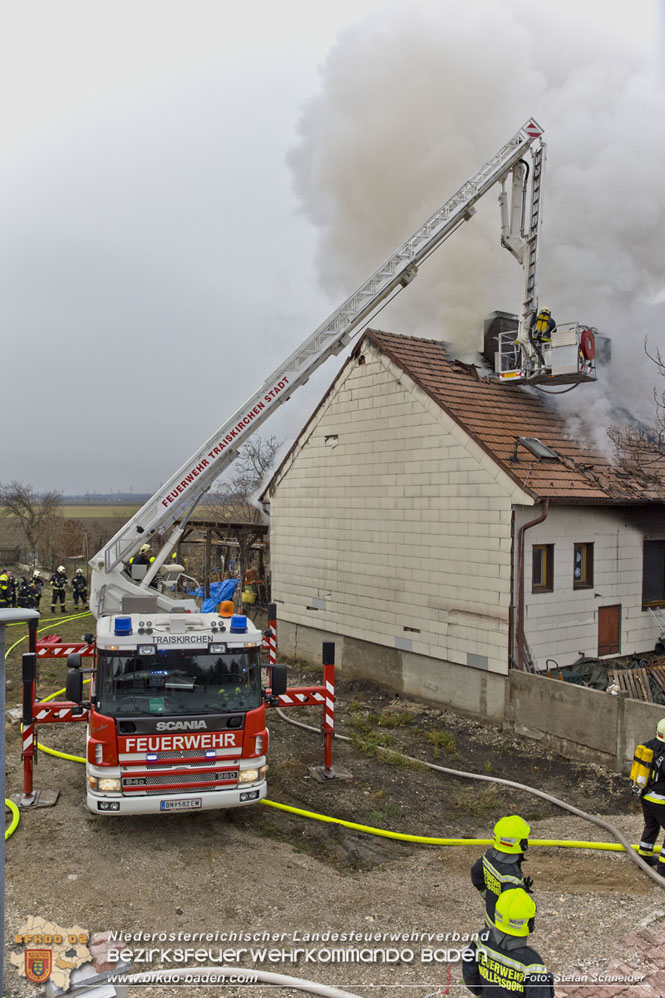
471;849;526;928
463;930;554;997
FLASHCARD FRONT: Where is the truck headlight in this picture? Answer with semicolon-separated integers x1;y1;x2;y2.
98;778;122;793
238;769;259;784
238;766;267;784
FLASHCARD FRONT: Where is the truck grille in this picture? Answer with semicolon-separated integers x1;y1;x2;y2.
122;770;238;795
151;749;220;761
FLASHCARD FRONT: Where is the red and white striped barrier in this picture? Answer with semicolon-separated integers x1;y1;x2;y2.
33;703;88;724
36;642;95;658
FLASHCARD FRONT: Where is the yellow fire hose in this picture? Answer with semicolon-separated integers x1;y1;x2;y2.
3;625;662;878
10;686;662;861
260;799;660;853
272;709;665;886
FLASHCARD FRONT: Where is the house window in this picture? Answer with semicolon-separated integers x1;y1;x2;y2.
532;544;554;593
573;543;594;589
643;539;665;608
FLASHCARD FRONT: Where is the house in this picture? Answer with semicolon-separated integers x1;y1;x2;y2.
263;329;665;720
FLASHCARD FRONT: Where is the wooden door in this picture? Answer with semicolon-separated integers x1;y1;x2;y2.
598;604;621;656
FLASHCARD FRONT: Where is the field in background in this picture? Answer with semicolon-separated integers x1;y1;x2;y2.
60;504;141;518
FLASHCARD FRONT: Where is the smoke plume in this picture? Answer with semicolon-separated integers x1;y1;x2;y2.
288;0;665;454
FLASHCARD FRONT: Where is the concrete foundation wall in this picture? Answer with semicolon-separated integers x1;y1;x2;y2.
279;618;663;771
277;618;507;721
505;670;664;773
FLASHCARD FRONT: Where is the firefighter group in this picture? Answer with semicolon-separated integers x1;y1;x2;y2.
0;566;88;613
465;813;553;997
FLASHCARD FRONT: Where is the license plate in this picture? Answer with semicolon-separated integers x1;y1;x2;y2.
160;798;202;811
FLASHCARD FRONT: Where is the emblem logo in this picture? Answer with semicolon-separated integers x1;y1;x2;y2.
25;948;52;983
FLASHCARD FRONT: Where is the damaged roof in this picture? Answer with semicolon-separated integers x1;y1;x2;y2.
363;329;665;504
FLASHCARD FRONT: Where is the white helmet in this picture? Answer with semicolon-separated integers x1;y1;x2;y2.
57;565;65;573
33;570;41;578
76;568;83;575
139;544;151;555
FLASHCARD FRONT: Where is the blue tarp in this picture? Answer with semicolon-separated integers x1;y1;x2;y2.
194;578;239;613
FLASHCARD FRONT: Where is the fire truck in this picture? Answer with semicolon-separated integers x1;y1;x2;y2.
34;118;596;815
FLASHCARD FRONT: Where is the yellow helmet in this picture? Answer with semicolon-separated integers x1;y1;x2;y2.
493;814;530;854
657;718;665;741
494;888;536;937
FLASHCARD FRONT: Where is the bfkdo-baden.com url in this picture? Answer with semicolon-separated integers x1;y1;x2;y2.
110;971;259;986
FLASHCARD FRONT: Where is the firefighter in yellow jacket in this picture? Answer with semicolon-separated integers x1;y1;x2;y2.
471;815;533;928
633;718;665;872
462;888;554;997
0;570;11;608
529;307;556;370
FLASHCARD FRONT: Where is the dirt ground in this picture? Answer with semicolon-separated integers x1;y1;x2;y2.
4;616;664;997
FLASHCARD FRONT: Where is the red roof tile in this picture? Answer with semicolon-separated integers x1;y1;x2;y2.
363;329;665;504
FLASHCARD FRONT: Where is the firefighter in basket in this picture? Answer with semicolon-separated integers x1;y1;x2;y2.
462;888;554;997
471;814;533;928
529;307;556;369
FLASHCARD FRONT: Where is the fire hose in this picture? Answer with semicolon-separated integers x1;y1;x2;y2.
4;619;663;883
5;680;662;876
273;708;665;887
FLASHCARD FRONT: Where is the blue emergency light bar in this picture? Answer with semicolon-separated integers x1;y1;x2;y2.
114;616;132;636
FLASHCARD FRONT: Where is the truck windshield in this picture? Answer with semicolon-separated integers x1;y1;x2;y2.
96;648;262;717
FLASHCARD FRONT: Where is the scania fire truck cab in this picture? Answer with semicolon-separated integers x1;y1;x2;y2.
67;611;285;815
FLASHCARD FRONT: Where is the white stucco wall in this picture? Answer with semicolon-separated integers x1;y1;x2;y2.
516;504;665;668
268;342;531;676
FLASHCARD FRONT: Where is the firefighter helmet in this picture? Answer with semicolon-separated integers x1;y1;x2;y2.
57;565;65;573
657;718;665;741
76;568;83;575
139;544;151;555
493;814;530;854
494;888;536;937
33;570;41;578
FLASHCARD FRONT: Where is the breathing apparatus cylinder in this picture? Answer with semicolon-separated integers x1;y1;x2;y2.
630;744;654;790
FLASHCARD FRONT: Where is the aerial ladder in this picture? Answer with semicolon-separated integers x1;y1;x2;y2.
90;116;596;618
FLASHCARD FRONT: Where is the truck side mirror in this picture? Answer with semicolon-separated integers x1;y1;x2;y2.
66;669;84;704
271;664;287;697
67;652;82;670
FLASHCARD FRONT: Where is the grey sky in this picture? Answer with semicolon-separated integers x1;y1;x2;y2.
2;0;664;493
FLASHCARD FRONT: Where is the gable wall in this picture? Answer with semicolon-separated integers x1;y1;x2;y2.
269;344;530;677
